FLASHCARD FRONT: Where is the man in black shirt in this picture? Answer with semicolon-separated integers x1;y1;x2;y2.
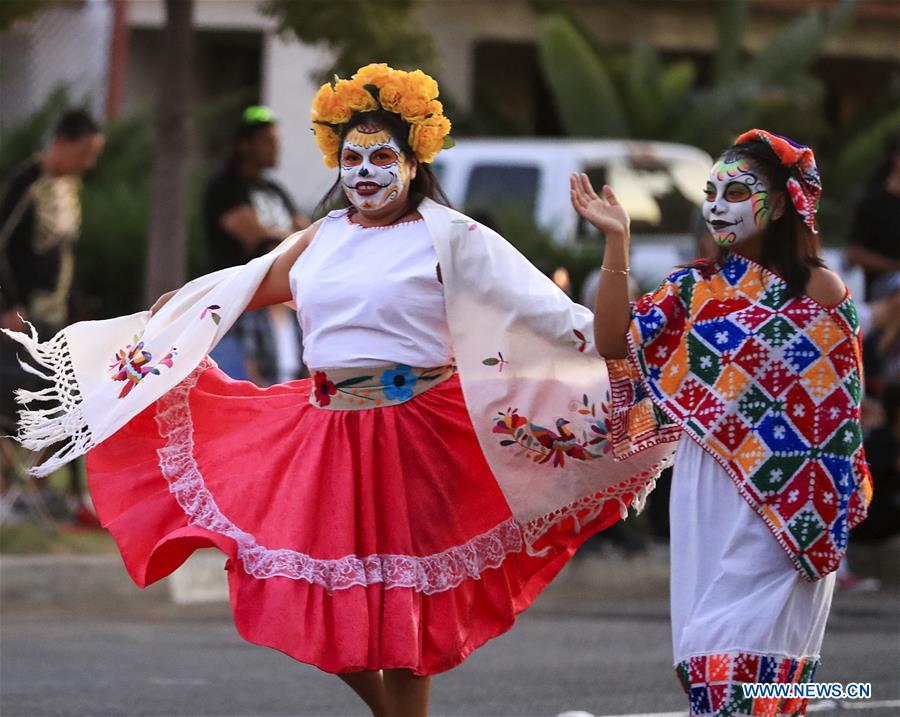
203;107;308;381
847;139;900;301
203;106;307;271
0;110;104;333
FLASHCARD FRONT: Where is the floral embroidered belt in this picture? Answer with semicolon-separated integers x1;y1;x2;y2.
309;363;457;410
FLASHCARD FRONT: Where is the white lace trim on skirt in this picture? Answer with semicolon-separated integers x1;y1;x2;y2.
154;362;524;595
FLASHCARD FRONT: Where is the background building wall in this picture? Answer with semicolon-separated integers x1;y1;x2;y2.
0;0;112;132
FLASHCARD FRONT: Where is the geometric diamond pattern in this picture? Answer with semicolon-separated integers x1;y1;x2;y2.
676;651;818;716
623;254;873;581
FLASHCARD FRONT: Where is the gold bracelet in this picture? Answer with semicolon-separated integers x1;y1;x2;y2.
600;265;629;275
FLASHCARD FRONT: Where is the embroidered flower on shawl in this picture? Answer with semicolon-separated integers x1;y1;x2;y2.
109;336;176;400
313;371;337;406
380;365;416;401
493;411;528;434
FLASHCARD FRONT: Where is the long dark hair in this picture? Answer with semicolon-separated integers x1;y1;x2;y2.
313;110;451;219
711;139;824;298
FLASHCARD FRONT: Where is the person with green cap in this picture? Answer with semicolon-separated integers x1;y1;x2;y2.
203;106;309;381
203;106;308;271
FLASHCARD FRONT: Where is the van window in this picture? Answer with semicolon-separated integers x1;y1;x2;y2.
579;158;706;237
464;164;540;219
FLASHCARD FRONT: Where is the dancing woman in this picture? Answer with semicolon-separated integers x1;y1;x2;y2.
4;65;671;716
575;130;872;717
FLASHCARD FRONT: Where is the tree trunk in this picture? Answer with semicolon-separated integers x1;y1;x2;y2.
144;0;194;306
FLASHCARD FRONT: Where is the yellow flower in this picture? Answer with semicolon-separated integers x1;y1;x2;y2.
353;63;394;88
377;71;408;114
311;83;351;125
397;70;439;121
310;65;452;166
314;125;341;168
409;113;451;164
335;78;378;113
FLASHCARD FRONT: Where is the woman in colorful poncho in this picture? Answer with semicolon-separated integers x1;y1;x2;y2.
3;65;672;716
573;131;872;717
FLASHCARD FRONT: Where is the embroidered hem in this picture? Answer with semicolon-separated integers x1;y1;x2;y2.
676;651;819;716
154;362;524;595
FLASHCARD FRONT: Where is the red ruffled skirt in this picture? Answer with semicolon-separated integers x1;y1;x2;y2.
87;362;624;675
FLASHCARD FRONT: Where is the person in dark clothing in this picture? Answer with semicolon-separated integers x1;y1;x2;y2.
847;138;900;301
202;106;308;380
203;106;308;271
0;110;104;333
0;109;104;522
854;383;900;543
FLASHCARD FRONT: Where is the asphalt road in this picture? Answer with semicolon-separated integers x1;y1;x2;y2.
2;588;898;717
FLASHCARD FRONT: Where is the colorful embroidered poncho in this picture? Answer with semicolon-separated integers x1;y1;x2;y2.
608;254;872;581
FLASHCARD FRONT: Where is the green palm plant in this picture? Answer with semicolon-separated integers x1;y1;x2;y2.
533;0;900;237
535;0;862;153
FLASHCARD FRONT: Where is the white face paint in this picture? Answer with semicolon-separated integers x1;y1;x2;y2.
340;124;411;212
702;156;771;247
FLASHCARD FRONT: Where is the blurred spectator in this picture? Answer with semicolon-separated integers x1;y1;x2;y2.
0;109;104;522
551;266;572;297
240;240;308;386
241;304;307;386
202;106;309;380
855;383;900;544
862;277;900;398
846;137;900;301
203;105;308;271
0;109;104;334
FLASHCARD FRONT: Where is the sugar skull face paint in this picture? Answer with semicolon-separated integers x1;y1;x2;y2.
340;123;411;212
702;157;770;247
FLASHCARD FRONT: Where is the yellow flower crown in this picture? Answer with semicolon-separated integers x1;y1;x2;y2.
311;63;453;169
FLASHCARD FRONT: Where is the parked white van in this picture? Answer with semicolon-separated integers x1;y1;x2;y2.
433;138;714;289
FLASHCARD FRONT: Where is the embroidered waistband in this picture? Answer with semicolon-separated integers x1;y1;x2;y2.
309;363;456;410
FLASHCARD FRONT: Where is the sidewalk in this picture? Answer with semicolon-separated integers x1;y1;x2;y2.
0;545;672;615
3;540;896;617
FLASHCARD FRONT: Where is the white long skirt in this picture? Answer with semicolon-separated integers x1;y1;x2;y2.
669;434;835;715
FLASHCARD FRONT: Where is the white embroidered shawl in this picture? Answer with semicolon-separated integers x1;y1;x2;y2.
3;199;674;550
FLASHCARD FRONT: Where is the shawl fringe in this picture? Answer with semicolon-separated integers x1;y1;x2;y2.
2;322;93;477
521;453;674;556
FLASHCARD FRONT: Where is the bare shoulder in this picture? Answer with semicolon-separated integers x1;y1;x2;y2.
805;266;847;306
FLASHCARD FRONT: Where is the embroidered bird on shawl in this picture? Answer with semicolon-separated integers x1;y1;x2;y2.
531;418;592;467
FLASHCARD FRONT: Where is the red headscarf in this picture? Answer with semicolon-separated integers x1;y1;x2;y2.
735;129;822;234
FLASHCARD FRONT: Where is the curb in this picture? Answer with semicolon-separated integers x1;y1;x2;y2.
2;542;894;615
1;550;670;613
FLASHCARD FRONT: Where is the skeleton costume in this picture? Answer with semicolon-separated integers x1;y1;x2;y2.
607;130;871;716
3;66;672;676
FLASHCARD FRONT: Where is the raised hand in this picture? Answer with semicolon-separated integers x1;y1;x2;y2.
569;173;630;240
